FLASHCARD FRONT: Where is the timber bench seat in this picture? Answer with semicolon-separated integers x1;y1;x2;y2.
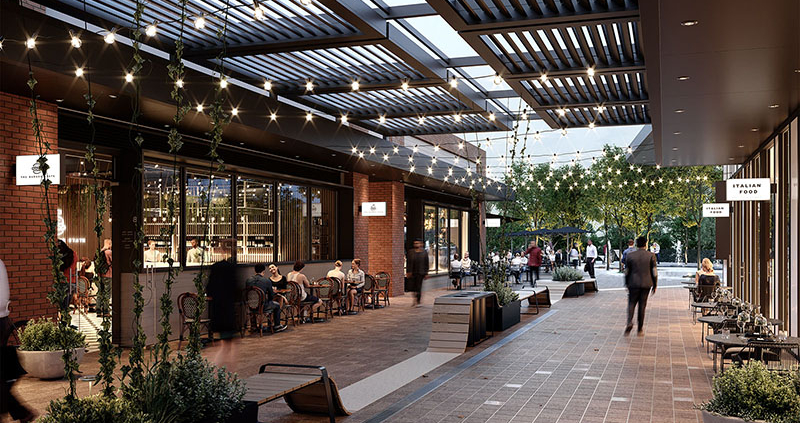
243;364;350;423
515;287;551;314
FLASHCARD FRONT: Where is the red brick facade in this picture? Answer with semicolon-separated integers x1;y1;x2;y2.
347;172;371;272
368;181;405;296
0;91;58;321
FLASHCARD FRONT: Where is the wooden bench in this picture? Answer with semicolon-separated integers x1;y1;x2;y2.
515;287;551;314
563;279;598;297
428;291;495;353
243;364;350;423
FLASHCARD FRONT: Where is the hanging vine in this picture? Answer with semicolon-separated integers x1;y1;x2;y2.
120;0;148;390
25;60;77;398
187;0;232;356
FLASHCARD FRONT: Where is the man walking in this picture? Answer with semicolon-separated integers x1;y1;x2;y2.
650;241;661;263
406;239;429;307
624;237;658;335
621;238;635;271
524;241;542;287
585;240;598;279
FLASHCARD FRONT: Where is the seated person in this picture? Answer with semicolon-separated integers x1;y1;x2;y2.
450;253;463;289
269;264;288;290
461;253;472;274
694;258;719;302
144;240;162;265
345;259;365;313
245;264;287;332
287;261;323;323
510;253;524;283
326;260;346;283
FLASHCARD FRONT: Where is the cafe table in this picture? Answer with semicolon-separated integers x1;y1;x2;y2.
690;301;716;323
706;333;800;372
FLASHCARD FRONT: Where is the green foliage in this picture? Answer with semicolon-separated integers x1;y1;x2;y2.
18;318;85;352
701;361;800;423
552;266;584;282
38;395;151;423
482;262;519;306
166;356;246;423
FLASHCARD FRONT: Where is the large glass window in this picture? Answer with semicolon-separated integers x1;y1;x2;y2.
311;187;336;261
438;208;449;272
142;163;180;267
449;209;461;261
185;171;232;265
237;177;274;264
424;205;436;271
278;183;308;262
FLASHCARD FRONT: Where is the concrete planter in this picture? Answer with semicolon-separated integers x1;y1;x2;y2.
701;410;765;423
491;299;521;331
17;348;86;380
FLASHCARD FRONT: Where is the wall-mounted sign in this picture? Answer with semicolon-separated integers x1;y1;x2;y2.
726;178;771;201
486;218;501;228
361;202;386;217
703;203;730;218
311;203;322;217
16;154;60;186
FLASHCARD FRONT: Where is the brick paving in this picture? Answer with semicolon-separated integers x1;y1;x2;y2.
6;276;715;423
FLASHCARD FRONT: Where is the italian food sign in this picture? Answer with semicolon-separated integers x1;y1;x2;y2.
726;178;770;201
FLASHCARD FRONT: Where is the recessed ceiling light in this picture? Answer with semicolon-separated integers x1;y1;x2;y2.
769;104;779;109
680;20;698;26
331;153;336;156
674;108;685;113
677;76;690;81
672;147;679;151
729;157;735;161
750;128;758;132
55;99;64;103
738;144;745;148
108;94;117;99
279;140;286;143
673;131;682;135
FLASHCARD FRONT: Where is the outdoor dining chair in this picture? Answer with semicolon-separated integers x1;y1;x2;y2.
287;281;315;324
328;277;345;315
314;278;335;321
373;272;391;307
357;274;376;311
177;292;213;349
244;286;275;336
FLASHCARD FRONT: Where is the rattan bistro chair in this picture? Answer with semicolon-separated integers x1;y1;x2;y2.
358;274;376;311
244;286;275;336
315;278;335;321
178;292;213;350
373;272;390;307
328;277;345;315
287;281;315;324
75;276;93;311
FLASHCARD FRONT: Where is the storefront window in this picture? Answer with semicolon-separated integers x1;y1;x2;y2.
142;163;180;267
185;171;232;265
461;211;469;260
449;209;461;261
438;208;449;272
278;183;308;262
424;205;436;271
236;177;274;264
311;187;335;261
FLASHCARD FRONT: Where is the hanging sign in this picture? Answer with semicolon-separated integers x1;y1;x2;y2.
726;178;771;201
361;202;386;217
703;203;730;218
16;154;61;185
486;218;501;228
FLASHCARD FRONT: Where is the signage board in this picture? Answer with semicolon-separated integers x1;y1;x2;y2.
311;203;322;217
16;154;60;185
703;203;730;218
361;202;386;217
486;218;501;228
726;178;771;201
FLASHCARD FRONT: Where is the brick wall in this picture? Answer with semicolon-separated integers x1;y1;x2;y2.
368;181;405;296
0;91;58;321
346;172;370;271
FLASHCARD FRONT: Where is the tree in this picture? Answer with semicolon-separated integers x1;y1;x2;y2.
665;166;721;267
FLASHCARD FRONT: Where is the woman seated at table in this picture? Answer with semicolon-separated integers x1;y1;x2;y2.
694;258;719;302
267;264;288;291
450;253;463;289
345;259;365;313
287;261;323;323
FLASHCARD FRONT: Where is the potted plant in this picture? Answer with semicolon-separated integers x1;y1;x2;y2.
552;267;586;297
482;262;521;331
699;361;800;423
16;317;86;380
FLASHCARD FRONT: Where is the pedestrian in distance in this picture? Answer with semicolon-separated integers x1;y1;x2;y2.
650;241;661;264
584;240;598;279
524;241;542;287
406;239;429;307
624;237;658;335
621;239;635;271
569;243;581;269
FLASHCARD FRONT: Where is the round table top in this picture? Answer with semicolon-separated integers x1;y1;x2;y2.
706;333;800;347
681;280;695;284
698;315;783;326
691;302;716;309
683;284;696;289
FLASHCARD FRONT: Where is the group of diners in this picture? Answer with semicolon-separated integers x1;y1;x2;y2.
242;259;375;333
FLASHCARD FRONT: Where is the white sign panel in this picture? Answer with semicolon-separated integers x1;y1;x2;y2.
486;218;501;228
16;154;60;185
726;178;771;201
311;203;322;217
361;202;386;217
703;203;730;218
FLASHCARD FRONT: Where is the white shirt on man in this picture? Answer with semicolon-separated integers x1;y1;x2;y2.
586;245;598;259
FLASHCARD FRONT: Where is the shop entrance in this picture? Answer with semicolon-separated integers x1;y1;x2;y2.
58;150;114;351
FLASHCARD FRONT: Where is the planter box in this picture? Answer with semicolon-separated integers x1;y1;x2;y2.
491;299;521;331
563;281;585;297
17;348;86;380
198;401;258;423
701;410;766;423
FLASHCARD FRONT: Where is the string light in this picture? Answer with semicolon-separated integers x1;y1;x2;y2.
358;151;364;158
392;146;399;154
412;145;419;153
125;72;134;83
369;146;376;154
560;128;567;136
351;146;358;154
434;145;440;152
351;80;359;91
231;107;239;116
305;80;314;91
587;66;596;77
539;73;547;82
493;74;504;86
104;31;116;44
269;112;277;121
264;80;272;91
196;104;203;113
75;67;84;77
595;105;607;113
557;108;567;117
378;115;386;124
194;15;206;29
409;165;415;172
418;116;425;125
449;77;458;88
26;37;36;49
453;113;461;122
382;153;389;161
254;4;265;20
340;114;348;124
175;79;184;88
145;23;158;37
588;122;595;129
219;77;228;89
306;111;313;121
70;32;82;48
401;80;410;91
458;142;464;150
488;112;496;121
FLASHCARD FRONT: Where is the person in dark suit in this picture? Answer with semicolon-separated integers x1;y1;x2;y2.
624;237;657;335
406;239;429;307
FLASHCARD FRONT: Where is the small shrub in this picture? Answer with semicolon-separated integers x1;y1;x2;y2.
552;266;584;282
18;317;85;351
168;356;246;423
700;361;800;423
482;261;519;306
37;395;151;423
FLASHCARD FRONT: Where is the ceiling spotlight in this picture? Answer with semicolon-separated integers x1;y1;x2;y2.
557;108;567;117
340;115;348;124
194;15;206;30
401;80;409;91
196;104;203;113
306;111;313;121
125;72;134;83
769;104;780;109
587;67;596;77
677;75;690;81
379;114;386;124
488;112;496;121
493;74;504;86
449;77;458;88
305;80;314;91
219;78;228;89
26;37;36;49
680;20;698;26
264;80;272;91
145;23;158;37
70;32;82;48
231;107;239;116
351;80;359;91
540;73;548;82
104;31;116;44
175;79;184;88
75;67;84;77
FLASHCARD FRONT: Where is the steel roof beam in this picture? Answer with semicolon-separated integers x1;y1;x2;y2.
185;34;383;59
384;3;438;19
458;11;639;34
346;110;541;120
503;64;645;80
278;79;442;95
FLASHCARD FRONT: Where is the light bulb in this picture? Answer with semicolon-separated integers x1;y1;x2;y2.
434;145;440;152
219;78;228;88
305;80;314;91
351;146;358;153
270;112;277;121
340;115;348;124
493;74;503;86
369;147;376;154
306;111;313;121
458;142;464;150
175;79;184;88
104;31;116;44
488;112;496;121
70;33;82;48
196;104;203;112
351;80;359;91
560;128;567;136
588;122;595;129
449;77;458;88
231;107;238;116
427;167;433;174
382;154;389;161
125;73;134;83
264;80;272;90
145;24;158;37
392;146;399;153
557;108;567;117
26;37;36;49
409;165;415;172
379;115;386;124
75;67;84;77
401;80;409;91
412;145;419;153
418;116;425;125
587;67;595;77
194;16;206;29
254;6;265;20
540;73;547;82
453;113;461;122
521;112;528;120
